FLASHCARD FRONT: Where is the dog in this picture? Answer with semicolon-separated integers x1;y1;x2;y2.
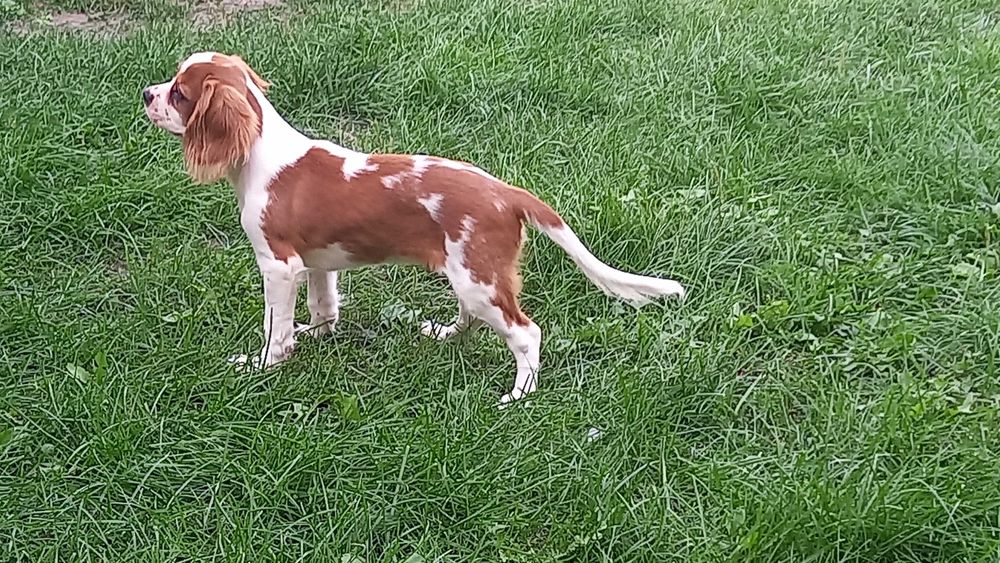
142;51;686;405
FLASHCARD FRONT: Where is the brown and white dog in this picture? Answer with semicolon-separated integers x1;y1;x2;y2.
142;51;685;405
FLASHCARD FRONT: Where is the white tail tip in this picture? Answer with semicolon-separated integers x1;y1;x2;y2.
534;223;687;306
596;274;687;306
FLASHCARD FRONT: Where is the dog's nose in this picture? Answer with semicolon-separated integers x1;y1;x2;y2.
142;88;154;106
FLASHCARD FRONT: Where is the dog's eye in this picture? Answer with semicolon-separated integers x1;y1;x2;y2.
169;87;185;103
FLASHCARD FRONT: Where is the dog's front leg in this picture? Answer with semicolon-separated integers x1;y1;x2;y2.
230;259;299;369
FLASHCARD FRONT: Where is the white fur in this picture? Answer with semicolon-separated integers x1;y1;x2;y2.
432;157;502;182
419;305;481;339
342;152;375;180
534;223;686;305
441;217;491;295
380;173;407;190
380;156;426;190
301;242;361;271
179;51;216;72
412;155;433;176
143;78;185;135
417;193;444;222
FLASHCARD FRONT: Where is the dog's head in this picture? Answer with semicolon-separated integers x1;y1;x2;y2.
142;52;270;184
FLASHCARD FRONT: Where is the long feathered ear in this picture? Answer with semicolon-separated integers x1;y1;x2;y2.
182;78;259;184
227;54;271;93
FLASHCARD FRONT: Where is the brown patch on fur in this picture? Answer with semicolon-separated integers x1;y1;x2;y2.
260;152;565;326
175;62;261;183
261;151;445;269
212;53;271;93
209;54;266;125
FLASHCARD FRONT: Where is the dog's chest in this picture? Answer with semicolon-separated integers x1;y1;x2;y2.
236;182;274;259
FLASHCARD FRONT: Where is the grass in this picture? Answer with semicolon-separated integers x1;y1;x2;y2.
2;0;1000;560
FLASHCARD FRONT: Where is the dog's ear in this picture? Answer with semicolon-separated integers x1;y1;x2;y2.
182;76;260;184
226;54;271;94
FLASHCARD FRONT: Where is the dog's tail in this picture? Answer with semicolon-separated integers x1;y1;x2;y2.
510;189;686;306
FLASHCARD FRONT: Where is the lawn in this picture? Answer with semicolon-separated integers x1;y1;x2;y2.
2;0;1000;560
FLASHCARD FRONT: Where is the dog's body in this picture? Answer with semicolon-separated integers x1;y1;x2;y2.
143;52;685;404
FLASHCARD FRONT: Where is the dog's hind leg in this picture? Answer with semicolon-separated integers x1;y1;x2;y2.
420;300;483;340
435;218;541;407
457;294;541;408
297;269;340;337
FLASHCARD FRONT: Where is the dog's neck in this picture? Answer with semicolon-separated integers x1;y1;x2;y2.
227;83;357;207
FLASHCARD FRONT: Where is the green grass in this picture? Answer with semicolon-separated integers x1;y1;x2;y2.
3;0;1000;560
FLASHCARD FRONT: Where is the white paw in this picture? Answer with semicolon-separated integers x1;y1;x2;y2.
295;321;333;338
420;320;457;340
498;391;527;410
227;348;286;370
227;353;256;370
498;393;514;409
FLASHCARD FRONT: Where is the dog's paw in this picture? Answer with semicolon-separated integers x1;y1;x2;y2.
419;320;459;340
498;392;514;409
498;390;531;410
295;321;333;338
227;353;256;370
227;348;286;371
